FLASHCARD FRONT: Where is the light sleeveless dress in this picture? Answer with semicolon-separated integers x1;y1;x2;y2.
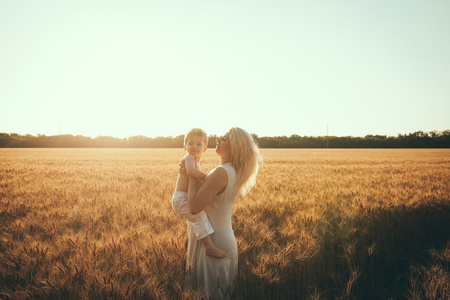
184;162;238;300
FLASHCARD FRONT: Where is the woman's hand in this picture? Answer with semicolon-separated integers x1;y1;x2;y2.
188;167;228;214
179;160;187;175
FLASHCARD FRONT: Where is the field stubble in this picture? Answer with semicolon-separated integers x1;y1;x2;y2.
0;148;449;299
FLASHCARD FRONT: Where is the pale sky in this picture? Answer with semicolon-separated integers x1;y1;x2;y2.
1;0;449;138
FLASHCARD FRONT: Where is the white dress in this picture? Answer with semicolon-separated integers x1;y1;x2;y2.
184;163;238;300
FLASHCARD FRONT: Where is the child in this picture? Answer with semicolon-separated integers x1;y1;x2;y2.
172;128;227;259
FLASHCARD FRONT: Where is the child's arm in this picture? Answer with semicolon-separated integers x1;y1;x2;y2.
184;154;206;180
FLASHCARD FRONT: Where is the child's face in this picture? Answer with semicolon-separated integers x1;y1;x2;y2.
184;136;207;157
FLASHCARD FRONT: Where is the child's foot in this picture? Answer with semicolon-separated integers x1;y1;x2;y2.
205;246;227;259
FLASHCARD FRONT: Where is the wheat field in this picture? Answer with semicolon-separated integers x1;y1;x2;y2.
1;148;449;299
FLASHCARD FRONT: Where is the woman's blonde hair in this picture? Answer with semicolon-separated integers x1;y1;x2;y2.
228;127;262;196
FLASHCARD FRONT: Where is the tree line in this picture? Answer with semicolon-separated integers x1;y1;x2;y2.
0;130;449;148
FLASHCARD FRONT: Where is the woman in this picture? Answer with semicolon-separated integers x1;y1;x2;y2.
182;127;262;299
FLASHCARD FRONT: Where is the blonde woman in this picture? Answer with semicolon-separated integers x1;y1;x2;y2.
180;127;262;299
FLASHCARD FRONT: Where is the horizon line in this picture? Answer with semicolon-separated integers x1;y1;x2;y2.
1;129;449;140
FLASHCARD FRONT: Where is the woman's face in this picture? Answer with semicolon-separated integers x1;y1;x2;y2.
215;132;231;161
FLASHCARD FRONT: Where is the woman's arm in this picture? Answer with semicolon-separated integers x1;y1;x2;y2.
185;154;206;180
188;167;228;215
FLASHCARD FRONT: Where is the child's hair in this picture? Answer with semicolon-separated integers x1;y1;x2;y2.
228;127;262;196
184;128;208;146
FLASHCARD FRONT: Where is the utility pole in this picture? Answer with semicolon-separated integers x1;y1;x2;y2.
59;121;62;147
327;125;329;148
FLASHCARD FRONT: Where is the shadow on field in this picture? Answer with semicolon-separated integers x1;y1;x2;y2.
235;200;450;300
350;200;450;299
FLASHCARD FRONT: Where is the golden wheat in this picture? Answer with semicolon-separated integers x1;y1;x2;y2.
0;148;449;299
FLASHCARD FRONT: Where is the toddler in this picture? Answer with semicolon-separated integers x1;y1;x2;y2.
172;128;227;258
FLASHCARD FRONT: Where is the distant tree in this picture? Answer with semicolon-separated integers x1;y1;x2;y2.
174;135;184;148
128;135;149;148
92;136;123;148
0;130;448;148
207;134;218;148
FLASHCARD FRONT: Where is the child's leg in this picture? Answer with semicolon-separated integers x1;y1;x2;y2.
201;235;227;258
176;202;226;259
172;191;189;216
172;192;226;258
